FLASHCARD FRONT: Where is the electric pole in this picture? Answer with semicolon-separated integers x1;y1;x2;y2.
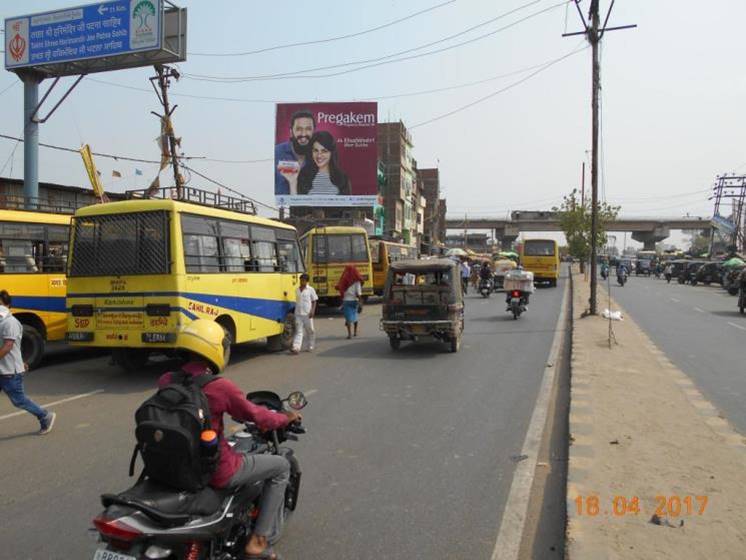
150;65;183;198
564;0;636;314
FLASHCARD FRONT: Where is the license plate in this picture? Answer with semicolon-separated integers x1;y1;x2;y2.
511;298;520;304
93;549;136;560
411;325;428;334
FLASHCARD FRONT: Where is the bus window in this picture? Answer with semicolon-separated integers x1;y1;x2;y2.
351;234;368;261
45;225;68;272
277;239;302;273
369;241;380;264
71;212;170;276
250;226;278;272
524;240;556;256
222;237;249;272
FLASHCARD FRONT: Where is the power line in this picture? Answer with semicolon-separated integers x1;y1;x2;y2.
87;52;572;105
0;81;18;97
410;44;587;129
188;0;456;57
183;0;564;82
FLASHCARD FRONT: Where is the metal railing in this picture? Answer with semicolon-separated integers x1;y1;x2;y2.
0;195;85;215
126;187;257;215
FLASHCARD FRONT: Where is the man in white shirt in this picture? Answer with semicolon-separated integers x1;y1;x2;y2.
291;273;318;354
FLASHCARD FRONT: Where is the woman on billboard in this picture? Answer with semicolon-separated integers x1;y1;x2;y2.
297;131;352;195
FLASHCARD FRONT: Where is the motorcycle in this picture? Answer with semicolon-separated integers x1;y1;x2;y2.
507;289;528;319
479;277;493;298
617;269;627;287
600;266;609;280
91;391;308;560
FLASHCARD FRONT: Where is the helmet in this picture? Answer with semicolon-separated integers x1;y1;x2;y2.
175;319;229;373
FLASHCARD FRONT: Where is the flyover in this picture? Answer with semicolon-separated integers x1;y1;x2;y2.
445;211;713;250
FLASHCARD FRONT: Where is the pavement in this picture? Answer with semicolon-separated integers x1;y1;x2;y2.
604;274;746;434
0;278;567;560
567;273;746;559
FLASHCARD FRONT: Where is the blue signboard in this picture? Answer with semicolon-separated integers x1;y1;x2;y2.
5;0;162;70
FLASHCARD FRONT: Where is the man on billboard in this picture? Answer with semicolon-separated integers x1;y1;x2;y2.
275;110;315;195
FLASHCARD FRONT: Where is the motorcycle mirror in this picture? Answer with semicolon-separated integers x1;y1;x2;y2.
286;391;308;410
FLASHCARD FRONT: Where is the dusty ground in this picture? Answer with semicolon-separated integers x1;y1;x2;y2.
566;274;746;559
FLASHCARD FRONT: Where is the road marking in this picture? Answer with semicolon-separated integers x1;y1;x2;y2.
305;389;319;396
728;322;746;331
0;388;104;421
694;307;704;313
670;298;680;303
491;275;569;560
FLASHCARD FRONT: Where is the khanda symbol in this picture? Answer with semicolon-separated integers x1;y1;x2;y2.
9;33;26;62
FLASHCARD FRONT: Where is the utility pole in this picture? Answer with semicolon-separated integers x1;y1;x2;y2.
150;65;183;198
564;0;636;314
581;161;586;207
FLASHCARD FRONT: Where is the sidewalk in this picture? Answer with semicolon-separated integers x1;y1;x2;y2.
566;273;746;559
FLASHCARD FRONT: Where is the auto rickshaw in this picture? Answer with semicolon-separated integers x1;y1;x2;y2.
380;259;464;352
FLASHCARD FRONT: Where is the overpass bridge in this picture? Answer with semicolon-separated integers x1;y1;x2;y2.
445;211;713;250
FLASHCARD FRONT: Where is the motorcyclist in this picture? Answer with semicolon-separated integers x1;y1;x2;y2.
479;262;493;282
600;261;609;279
157;320;300;560
617;262;629;282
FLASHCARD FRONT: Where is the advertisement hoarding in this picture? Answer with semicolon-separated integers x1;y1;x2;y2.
274;102;378;207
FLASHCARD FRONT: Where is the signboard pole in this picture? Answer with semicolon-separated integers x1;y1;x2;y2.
21;71;42;208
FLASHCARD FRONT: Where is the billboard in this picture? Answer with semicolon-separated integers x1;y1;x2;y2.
274;102;378;207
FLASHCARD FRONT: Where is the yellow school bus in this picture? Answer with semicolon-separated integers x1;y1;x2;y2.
0;206;71;368
299;226;373;304
369;239;417;295
65;188;304;370
520;238;560;286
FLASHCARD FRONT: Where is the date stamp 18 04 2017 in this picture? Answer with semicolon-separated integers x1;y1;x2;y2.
574;495;709;517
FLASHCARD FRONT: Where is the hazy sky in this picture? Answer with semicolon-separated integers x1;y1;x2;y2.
2;0;745;247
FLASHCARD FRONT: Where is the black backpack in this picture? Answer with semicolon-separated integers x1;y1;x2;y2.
130;371;219;492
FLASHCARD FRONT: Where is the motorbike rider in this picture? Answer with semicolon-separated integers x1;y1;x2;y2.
479;261;493;283
157;320;301;560
600;260;609;279
617;261;629;282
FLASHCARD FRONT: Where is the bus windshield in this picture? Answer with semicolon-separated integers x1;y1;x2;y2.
313;234;369;263
524;240;556;257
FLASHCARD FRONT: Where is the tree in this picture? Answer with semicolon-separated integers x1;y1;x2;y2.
552;189;620;263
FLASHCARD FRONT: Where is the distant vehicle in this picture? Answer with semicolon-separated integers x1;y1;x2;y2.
381;259;464;352
667;259;690;279
369;239;417;296
299;226;374;305
678;261;705;285
635;251;656;276
66;188;304;370
723;265;746;295
738;269;746;314
695;262;723;285
520;239;559;287
0;206;72;369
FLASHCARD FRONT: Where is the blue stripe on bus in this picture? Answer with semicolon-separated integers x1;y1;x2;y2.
12;296;67;313
66;291;293;322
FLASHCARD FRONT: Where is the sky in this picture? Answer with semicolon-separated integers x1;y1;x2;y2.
2;0;746;249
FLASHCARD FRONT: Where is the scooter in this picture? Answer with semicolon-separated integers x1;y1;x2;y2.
479;277;493;298
91;391;308;560
506;289;528;319
617;269;627;287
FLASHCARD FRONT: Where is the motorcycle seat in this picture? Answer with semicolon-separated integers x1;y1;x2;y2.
101;479;236;527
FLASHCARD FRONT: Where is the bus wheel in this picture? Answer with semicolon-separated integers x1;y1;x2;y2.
112;348;149;372
268;313;295;352
21;325;45;370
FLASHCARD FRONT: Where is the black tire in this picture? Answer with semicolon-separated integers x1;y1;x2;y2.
111;348;149;372
729;286;739;296
267;313;295;352
389;336;400;350
512;307;520;319
740;304;745;315
549;278;557;287
691;279;698;286
21;325;45;370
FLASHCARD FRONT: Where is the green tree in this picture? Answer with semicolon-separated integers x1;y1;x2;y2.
552;189;620;262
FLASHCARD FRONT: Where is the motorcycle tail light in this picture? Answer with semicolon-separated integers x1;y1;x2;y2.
511;290;521;297
93;516;142;543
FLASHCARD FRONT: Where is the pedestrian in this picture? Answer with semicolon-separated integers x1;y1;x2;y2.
337;265;364;339
291;273;318;354
0;290;56;435
460;258;471;294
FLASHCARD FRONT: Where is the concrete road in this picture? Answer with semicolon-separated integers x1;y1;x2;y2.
0;278;567;560
604;274;746;434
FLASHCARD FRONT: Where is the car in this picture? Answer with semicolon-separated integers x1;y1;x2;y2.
679;261;705;285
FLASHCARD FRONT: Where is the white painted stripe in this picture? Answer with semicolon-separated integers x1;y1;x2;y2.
727;322;746;331
304;389;319;396
694;307;704;313
0;388;104;421
670;298;680;303
491;277;569;560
